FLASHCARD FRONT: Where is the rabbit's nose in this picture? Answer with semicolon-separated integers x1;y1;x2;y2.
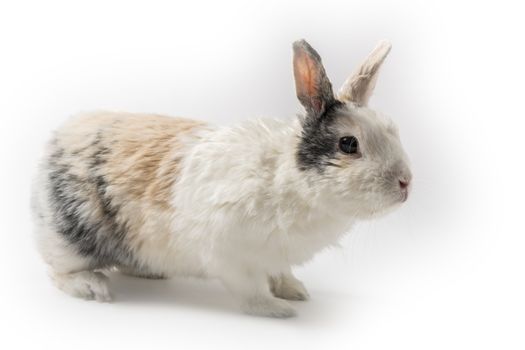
398;171;412;189
399;179;409;189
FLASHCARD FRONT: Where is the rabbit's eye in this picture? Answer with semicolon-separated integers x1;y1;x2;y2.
339;136;359;154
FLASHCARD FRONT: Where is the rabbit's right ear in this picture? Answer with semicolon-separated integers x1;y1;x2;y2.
338;40;391;106
293;40;336;117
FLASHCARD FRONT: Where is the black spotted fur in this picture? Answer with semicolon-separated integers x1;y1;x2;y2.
47;135;136;268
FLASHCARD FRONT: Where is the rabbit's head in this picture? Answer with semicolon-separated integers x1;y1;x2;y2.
293;39;411;218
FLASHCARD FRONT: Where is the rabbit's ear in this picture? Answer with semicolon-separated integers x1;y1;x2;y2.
338;41;391;106
293;40;336;116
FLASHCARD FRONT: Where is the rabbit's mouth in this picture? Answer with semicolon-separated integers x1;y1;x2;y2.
400;188;409;202
397;173;412;203
398;181;414;203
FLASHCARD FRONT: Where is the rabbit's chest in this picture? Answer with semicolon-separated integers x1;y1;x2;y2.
279;216;353;265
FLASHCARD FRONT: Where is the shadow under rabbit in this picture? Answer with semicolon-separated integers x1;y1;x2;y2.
105;271;350;325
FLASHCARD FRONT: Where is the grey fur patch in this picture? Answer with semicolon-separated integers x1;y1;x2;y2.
47;135;136;268
296;101;346;172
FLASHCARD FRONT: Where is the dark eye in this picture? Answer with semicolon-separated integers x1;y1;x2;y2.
339;136;359;154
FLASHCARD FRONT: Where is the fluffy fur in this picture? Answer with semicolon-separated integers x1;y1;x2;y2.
32;39;411;317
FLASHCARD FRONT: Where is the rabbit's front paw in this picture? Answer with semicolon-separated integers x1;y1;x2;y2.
270;273;309;301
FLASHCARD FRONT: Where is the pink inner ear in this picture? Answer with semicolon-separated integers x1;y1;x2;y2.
294;50;319;98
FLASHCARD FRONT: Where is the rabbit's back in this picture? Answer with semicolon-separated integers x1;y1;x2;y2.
33;112;206;268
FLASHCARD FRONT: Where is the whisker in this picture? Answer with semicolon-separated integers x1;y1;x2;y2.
325;162;342;168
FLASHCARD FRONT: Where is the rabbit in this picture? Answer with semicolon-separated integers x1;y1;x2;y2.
31;39;412;318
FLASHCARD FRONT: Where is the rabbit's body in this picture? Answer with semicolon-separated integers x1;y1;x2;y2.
33;40;411;317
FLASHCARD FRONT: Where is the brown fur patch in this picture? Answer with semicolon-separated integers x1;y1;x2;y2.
101;114;205;209
57;112;206;211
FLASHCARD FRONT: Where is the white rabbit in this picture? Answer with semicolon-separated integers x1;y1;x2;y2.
31;39;411;317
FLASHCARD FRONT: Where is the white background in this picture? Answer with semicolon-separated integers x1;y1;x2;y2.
1;0;523;349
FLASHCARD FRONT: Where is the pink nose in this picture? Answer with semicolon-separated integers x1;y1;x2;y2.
399;179;409;189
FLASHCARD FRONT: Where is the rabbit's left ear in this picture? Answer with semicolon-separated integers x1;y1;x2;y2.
293;39;336;116
338;41;391;106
